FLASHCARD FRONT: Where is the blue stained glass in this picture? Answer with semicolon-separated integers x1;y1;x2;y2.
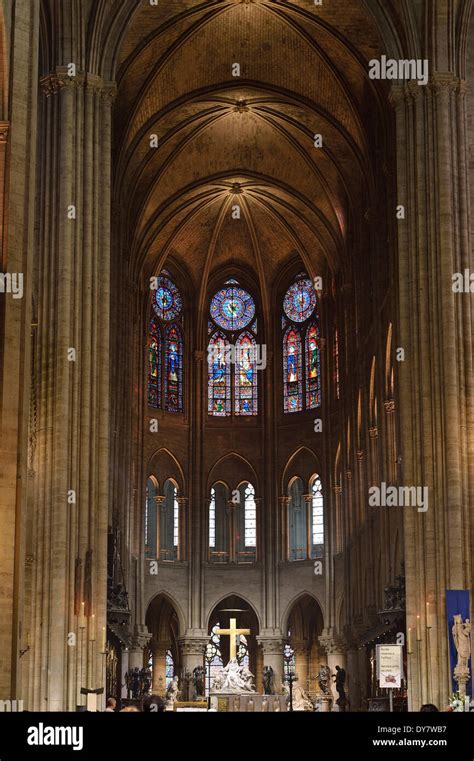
208;332;231;416
210;286;255;332
164;325;183;412
283;327;303;413
306;323;321;409
234;332;258;416
153;276;183;321
148;317;161;408
283;278;316;323
165;650;174;689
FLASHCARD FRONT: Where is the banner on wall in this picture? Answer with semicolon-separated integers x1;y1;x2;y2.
446;589;471;696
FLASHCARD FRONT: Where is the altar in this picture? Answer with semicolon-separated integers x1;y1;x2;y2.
208;618;288;712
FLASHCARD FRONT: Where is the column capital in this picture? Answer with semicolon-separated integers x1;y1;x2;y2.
388;84;407;111
429;72;461;96
256;636;286;654
178;637;208;657
384;398;395;414
130;628;152;651
318;633;346;655
40;68;117;100
356;449;365;462
369;426;378;439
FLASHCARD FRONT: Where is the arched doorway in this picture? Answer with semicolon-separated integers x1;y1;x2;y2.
207;595;260;694
145;594;181;696
285;594;324;699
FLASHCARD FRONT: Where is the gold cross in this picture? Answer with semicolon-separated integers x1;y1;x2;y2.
216;618;251;661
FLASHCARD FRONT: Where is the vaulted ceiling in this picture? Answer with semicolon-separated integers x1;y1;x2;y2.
112;0;389;297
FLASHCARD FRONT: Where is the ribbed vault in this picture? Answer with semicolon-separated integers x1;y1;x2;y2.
108;0;393;311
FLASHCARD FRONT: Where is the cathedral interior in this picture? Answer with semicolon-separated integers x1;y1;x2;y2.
0;0;472;714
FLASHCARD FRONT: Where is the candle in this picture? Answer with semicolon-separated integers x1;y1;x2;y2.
407;626;412;653
79;601;85;629
90;614;96;642
102;626;107;653
426;602;431;629
26;631;30;647
416;614;421;641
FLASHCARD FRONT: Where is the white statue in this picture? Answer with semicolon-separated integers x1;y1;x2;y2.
283;681;314;712
165;675;180;709
452;614;471;696
211;658;256;694
452;615;471;672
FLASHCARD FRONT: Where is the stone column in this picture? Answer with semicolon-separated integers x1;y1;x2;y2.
178;637;207;698
390;75;473;710
190;351;204;629
257;637;285;693
0;0;39;705
151;640;170;695
358;646;367;709
319;633;347;702
346;644;361;711
27;69;115;711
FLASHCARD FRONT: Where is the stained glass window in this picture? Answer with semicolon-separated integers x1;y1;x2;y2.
283;642;296;681
165;650;174;689
161;479;179;561
209;483;229;562
334;325;340;400
282;274;321;413
244;483;257;549
205;624;224;695
209;488;216;548
148;274;184;412
210;286;255;331
208;332;231;416
288;477;305;560
283;278;316;323
310;475;324;558
235;482;257;563
148;318;161;408
284;328;303;413
234;332;258;416
153;276;183;321
236;634;249;667
164;325;183;412
306;323;321;409
145;477;158;559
